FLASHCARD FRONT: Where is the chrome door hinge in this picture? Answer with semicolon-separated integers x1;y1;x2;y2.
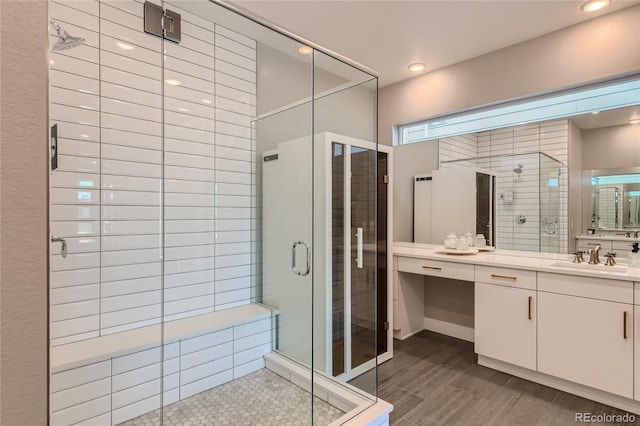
383;175;389;184
383;321;389;331
144;1;181;43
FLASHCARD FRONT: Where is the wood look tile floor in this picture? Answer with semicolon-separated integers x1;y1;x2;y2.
379;331;639;426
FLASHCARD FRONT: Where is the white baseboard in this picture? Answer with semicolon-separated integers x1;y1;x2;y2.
423;317;474;342
479;355;640;416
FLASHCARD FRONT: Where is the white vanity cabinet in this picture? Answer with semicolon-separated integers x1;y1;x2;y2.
474;266;537;370
537;273;634;399
575;236;639;259
575;238;612;253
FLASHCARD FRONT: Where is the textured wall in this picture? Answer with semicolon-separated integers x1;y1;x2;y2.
0;1;49;425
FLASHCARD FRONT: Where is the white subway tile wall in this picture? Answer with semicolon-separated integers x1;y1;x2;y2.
49;0;257;345
477;120;568;253
437;120;568;253
50;317;272;425
596;185;620;229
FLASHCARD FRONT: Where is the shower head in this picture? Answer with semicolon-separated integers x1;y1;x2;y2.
513;163;524;174
50;19;85;51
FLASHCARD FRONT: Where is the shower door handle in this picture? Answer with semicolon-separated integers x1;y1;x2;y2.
355;227;363;269
291;241;311;276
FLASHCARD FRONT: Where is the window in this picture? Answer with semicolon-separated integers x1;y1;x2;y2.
397;78;640;145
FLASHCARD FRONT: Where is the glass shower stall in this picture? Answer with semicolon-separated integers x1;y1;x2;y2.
439;152;564;253
47;1;390;424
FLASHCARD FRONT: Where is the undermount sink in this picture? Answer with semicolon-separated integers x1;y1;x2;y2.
550;261;628;273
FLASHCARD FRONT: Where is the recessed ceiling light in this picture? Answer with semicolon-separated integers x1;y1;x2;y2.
202;99;212;105
178;108;189;113
165;79;181;86
407;63;425;72
580;0;610;12
629;118;640;124
591;111;600;114
298;46;313;55
116;42;135;51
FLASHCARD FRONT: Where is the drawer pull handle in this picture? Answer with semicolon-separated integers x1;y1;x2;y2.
586;243;601;246
491;274;517;280
422;266;442;271
623;311;628;339
528;296;532;320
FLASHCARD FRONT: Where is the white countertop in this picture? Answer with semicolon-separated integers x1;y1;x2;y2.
393;242;640;282
576;235;640;242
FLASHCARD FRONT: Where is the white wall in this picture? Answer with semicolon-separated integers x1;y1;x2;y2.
582;124;640;170
379;5;640;146
392;141;438;242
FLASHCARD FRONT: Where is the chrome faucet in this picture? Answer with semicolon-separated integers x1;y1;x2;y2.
588;245;601;264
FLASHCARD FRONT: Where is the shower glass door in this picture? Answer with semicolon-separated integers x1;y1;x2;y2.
329;141;388;385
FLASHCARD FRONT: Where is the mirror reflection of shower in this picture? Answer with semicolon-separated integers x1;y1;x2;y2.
49;18;85;51
514;163;524;182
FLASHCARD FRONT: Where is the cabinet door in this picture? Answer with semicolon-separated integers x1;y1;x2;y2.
538;292;633;398
475;282;536;370
633;306;640;401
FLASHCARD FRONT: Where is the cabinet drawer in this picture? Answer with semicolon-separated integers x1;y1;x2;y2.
397;256;474;281
612;240;636;254
538;272;633;304
612;240;635;251
475;266;536;290
576;240;612;252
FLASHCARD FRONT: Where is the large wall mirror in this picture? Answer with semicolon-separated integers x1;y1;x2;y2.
412;79;640;255
583;168;640;231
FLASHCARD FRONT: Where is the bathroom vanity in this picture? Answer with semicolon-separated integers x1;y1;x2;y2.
576;235;640;258
393;242;640;414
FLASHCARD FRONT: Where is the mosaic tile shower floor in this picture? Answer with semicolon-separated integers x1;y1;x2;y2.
120;368;345;426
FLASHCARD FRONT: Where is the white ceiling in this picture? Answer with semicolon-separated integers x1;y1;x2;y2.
232;0;639;87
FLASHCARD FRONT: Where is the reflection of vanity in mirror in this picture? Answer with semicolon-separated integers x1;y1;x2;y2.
579;168;640;257
411;79;640;259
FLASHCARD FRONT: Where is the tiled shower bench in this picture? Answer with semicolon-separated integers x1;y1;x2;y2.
49;304;274;426
50;303;392;426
